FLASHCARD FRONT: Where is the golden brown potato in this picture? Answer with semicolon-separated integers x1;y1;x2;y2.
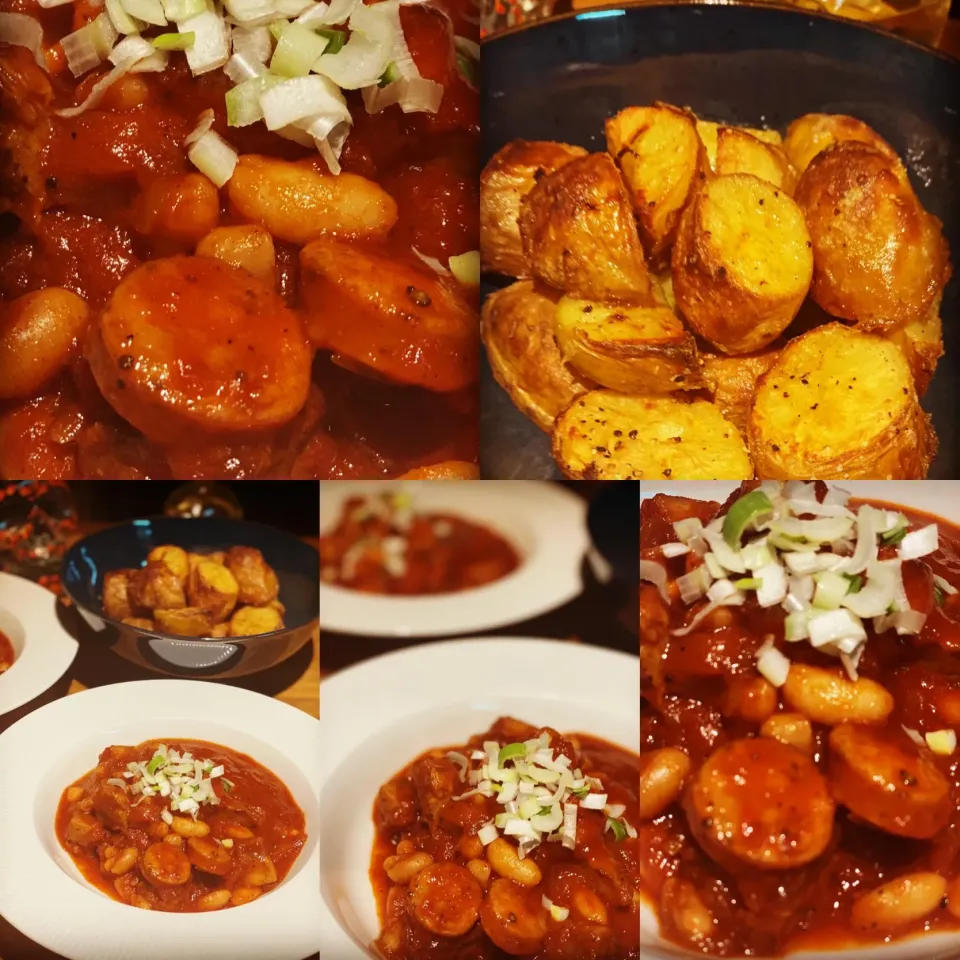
480;140;588;278
122;617;155;631
187;560;239;623
228;605;284;637
129;562;186;612
147;545;189;583
700;348;781;439
518;153;654;303
554;297;703;393
886;296;943;397
103;569;137;621
783;113;899;178
696;120;783;169
714;127;796;194
671;174;813;354
552;391;752;480
481;280;594;432
749;322;933;479
605;103;706;263
397;462;479;479
795;142;950;332
652;270;676;311
154;607;214;638
224;546;279;606
209;623;230;638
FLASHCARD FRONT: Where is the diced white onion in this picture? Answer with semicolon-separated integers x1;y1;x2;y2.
412;248;450;276
580;793;607;810
106;0;144;33
936;574;959;596
925;729;957;756
38;0;75;7
807;608;866;649
542;895;570;922
0;13;48;69
363;75;443;114
756;642;791;687
899;524;939;561
661;542;691;558
893;609;927;636
812;570;851;610
673;518;704;543
161;0;206;19
270;20;329;76
314;0;393;88
259;73;349;131
640;559;669;603
676;565;711;605
181;7;229;75
755;562;787;607
836;506;879;574
187;129;238;186
62;13;118;77
903;726;925;747
477;822;498;846
225;72;278;124
223;0;276;22
232;25;273;64
122;0;168;25
184;107;216;144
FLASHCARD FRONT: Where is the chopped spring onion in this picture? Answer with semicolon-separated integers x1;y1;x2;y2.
187;129;238;186
180;7;229;75
449;251;480;286
154;30;195;48
813;570;852;610
733;578;762;590
106;0;144;34
317;27;346;54
125;744;226;819
313;1;394;89
57;36;156;116
270;21;329;76
0;13;47;69
880;514;909;545
121;0;168;26
232;25;273;64
926;729;957;756
605;818;628;841
722;489;773;547
61;13;118;77
161;0;206;19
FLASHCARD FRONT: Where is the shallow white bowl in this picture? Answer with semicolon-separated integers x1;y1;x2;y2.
0;680;320;960
317;637;640;958
640;481;960;960
318;481;589;637
0;572;78;717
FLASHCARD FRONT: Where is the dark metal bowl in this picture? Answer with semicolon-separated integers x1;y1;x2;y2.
481;2;960;478
61;517;319;678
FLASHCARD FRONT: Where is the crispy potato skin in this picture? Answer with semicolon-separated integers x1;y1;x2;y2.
554;297;703;393
480;140;587;278
714;127;797;194
224;546;279;607
147;545;189;583
886;297;943;397
552;390;752;480
671;174;813;354
795;142;950;332
784;113;899;177
700;347;780;438
129;561;186;612
748;322;932;479
229;605;284;637
481;280;594;432
187;560;239;623
518;153;654;304
103;570;137;621
154;606;213;637
697;121;783;169
605;103;706;264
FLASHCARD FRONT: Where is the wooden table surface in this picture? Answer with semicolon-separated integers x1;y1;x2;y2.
0;527;319;960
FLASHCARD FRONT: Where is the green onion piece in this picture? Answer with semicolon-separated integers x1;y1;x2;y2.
152;30;194;49
317;27;346;55
498;742;525;766
378;61;400;87
733;577;762;590
225;74;280;127
146;754;164;775
843;573;863;594
455;50;475;85
722;490;774;548
270;21;329;78
269;19;288;41
221;778;235;793
935;580;946;608
607;817;628;841
881;515;909;546
571;786;590;799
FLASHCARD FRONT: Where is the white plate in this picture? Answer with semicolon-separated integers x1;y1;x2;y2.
318;481;589;637
639;481;960;960
0;680;320;960
0;572;79;717
317;637;640;958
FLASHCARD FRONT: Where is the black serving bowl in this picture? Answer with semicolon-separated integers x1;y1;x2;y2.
481;2;960;479
61;517;319;678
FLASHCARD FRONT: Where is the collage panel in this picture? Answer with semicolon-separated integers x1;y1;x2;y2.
640;480;960;956
0;480;320;960
317;479;640;958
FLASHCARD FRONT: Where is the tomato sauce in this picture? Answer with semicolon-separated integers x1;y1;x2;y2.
0;629;14;673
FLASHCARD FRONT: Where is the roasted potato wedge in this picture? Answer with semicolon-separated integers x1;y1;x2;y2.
480;140;588;278
209;623;230;638
228;605;284;637
784;113;899;178
154;606;214;638
552;391;752;480
606;103;705;263
886;296;943;397
518;153;654;303
129;562;186;612
103;569;137;621
714;127;796;194
671;173;813;354
700;348;781;439
749;323;933;479
147;545;189;583
554;297;703;393
122;617;155;630
187;560;239;623
398;462;479;479
481;280;594;432
697;120;783;168
224;546;279;606
795;142;950;332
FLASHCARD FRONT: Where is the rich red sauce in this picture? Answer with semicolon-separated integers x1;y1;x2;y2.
640;484;960;956
55;739;305;911
371;717;640;959
0;629;14;673
0;0;478;479
320;495;520;594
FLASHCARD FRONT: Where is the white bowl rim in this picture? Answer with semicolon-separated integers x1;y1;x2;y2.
0;572;79;716
318;481;590;637
0;679;320;960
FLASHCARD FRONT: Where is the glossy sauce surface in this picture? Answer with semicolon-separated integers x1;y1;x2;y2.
640;485;960;955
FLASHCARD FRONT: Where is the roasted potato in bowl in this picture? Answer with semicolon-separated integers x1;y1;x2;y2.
552;391;752;479
783;112;900;178
554;297;703;393
671;173;813;354
481;280;594;432
700;347;781;439
748;323;934;479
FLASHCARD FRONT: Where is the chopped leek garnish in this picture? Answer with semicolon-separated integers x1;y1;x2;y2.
187;129;238;186
270;21;328;76
843;573;863;594
153;31;194;49
880;515;909;545
606;817;628;841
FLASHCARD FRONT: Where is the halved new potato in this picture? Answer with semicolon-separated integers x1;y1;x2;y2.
552;391;752;480
605;103;705;263
748;322;934;479
554;297;703;393
885;296;943;397
700;347;781;439
713;127;796;194
518;153;653;303
481;280;594;432
229;605;284;637
154;606;214;638
187;560;239;624
697;120;784;168
783;113;900;178
671;173;813;354
795;141;950;332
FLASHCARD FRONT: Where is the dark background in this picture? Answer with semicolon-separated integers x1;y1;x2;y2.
65;482;319;536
